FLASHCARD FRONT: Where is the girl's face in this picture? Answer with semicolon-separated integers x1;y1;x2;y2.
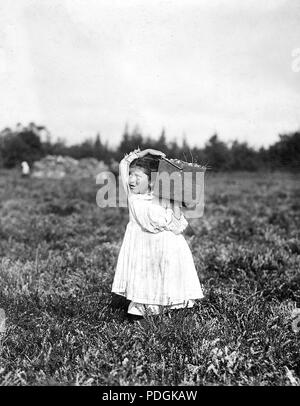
129;167;150;194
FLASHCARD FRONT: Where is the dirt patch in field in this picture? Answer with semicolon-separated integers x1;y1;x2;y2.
32;155;109;179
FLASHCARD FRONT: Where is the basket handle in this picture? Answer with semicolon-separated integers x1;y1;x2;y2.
161;156;183;171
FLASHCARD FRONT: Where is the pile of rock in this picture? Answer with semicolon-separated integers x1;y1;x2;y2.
32;155;109;179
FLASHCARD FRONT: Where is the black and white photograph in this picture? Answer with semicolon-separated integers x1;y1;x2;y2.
0;0;299;392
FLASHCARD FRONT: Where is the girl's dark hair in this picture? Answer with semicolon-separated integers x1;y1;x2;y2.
129;156;160;180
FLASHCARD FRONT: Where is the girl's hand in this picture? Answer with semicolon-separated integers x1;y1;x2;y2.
138;149;166;158
171;201;182;220
147;149;166;158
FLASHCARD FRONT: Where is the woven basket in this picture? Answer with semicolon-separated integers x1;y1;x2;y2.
152;157;206;206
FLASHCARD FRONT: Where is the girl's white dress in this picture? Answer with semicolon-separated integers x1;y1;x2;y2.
112;150;204;315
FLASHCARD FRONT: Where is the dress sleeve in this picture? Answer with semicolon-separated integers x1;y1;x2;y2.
119;149;140;195
130;199;188;234
170;212;189;234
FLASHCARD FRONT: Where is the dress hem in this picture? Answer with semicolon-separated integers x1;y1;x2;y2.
112;290;204;305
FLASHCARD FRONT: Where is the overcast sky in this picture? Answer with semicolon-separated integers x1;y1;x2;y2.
0;0;300;148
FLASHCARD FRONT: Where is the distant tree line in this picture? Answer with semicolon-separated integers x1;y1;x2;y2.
0;122;299;171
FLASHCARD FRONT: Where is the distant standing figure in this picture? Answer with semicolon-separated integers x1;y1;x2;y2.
21;161;30;177
111;148;204;318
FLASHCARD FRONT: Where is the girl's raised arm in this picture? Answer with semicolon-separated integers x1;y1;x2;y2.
119;148;166;195
119;149;140;195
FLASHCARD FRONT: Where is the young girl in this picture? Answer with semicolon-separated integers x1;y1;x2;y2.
112;148;204;317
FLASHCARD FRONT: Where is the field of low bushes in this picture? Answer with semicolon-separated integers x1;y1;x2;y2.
0;169;299;385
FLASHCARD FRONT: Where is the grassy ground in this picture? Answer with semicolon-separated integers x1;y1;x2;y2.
0;169;299;385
